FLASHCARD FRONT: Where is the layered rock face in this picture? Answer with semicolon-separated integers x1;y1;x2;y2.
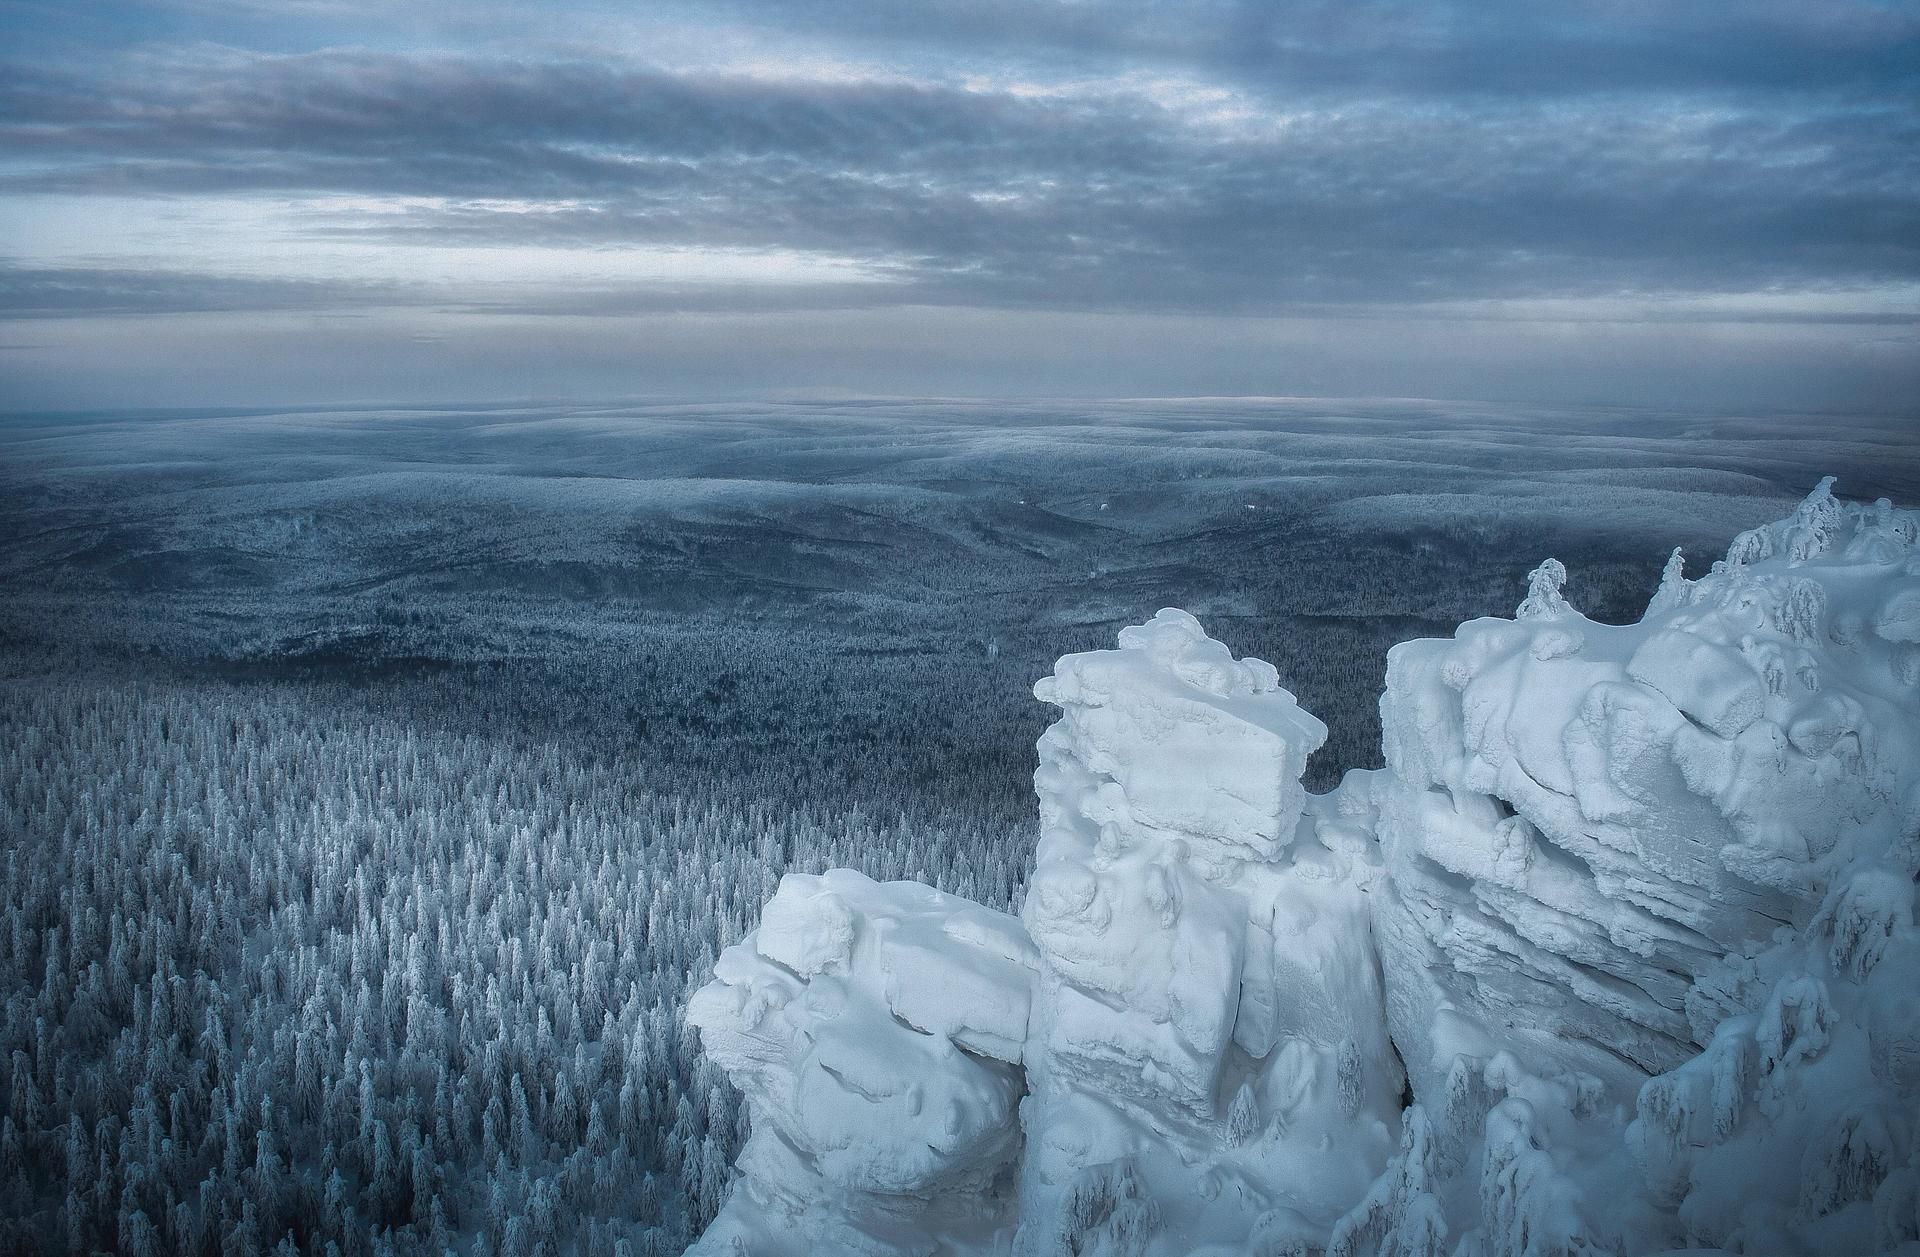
686;869;1036;1254
1017;610;1400;1255
1364;480;1920;1255
689;482;1920;1257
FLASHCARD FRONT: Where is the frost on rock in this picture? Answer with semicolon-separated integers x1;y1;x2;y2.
689;610;1401;1255
1372;479;1920;1256
1017;608;1398;1255
689;481;1920;1257
686;870;1037;1255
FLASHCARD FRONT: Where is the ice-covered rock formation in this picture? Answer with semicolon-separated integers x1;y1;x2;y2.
687;870;1037;1253
1362;478;1920;1255
689;481;1920;1257
1017;609;1400;1254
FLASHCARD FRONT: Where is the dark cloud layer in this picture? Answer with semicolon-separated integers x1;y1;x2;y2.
0;260;407;316
678;0;1920;99
0;0;1915;406
5;42;1917;313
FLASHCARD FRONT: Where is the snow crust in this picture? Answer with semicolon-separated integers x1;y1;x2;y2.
689;480;1920;1257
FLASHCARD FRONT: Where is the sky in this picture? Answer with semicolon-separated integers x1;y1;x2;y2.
1;0;1917;410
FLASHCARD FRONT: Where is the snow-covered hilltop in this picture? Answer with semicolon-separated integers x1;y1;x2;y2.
688;481;1920;1257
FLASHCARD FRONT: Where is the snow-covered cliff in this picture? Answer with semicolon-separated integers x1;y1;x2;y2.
688;481;1920;1257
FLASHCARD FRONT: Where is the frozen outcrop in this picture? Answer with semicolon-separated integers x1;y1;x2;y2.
690;611;1402;1255
686;870;1037;1254
1360;479;1920;1255
689;481;1920;1257
1373;481;1918;1089
1017;609;1400;1254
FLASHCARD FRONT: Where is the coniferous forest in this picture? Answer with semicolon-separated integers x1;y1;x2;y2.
3;399;1916;1254
0;668;1031;1255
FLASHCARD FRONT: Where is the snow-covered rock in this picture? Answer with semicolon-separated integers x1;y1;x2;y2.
686;870;1037;1254
1017;608;1399;1255
1359;480;1920;1255
689;480;1920;1257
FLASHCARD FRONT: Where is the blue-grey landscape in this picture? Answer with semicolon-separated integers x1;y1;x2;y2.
4;396;1917;1252
4;0;1919;1254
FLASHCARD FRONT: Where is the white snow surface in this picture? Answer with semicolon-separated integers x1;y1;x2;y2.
688;481;1920;1257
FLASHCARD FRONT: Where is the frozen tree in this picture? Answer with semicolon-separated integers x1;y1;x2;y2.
1515;558;1572;620
1645;547;1689;615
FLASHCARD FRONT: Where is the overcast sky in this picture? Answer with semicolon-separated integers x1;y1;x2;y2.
2;0;1916;409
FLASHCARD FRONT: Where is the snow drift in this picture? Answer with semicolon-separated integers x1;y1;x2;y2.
688;480;1920;1257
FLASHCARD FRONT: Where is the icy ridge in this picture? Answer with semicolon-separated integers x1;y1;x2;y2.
1356;479;1920;1256
688;481;1920;1257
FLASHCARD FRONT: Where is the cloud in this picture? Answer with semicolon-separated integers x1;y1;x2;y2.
2;43;1915;317
0;259;403;316
4;303;1914;416
77;1;1919;101
660;0;1920;100
0;0;1915;407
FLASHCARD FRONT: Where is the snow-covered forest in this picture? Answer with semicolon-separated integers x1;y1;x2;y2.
0;670;1030;1254
2;398;1916;1253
